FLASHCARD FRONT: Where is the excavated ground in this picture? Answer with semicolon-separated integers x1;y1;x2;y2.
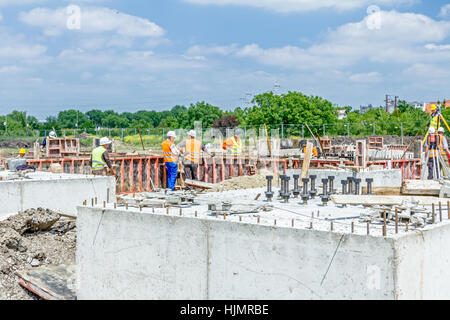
0;208;76;300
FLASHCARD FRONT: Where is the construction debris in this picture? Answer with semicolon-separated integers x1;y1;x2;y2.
207;169;279;192
117;189;200;208
0;209;76;300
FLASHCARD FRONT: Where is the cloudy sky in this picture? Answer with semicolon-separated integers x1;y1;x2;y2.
0;0;449;117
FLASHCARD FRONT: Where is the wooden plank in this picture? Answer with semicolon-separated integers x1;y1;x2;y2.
361;187;402;196
184;179;217;189
401;179;441;196
331;195;449;206
16;264;76;300
301;142;313;179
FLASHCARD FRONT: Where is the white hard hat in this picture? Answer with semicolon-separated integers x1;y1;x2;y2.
167;131;177;138
49;131;57;138
429;127;436;134
100;137;112;145
188;130;196;138
438;127;445;133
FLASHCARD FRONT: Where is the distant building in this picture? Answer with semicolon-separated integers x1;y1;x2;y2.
360;104;374;114
425;100;450;113
337;109;347;120
408;101;425;112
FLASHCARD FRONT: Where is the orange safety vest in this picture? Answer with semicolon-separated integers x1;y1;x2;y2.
162;140;177;163
427;134;441;158
222;136;242;154
185;138;202;163
439;135;448;156
303;146;318;157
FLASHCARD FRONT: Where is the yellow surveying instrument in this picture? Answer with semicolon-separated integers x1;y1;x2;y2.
422;104;450;145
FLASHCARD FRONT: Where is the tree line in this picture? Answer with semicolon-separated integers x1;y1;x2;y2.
0;91;434;136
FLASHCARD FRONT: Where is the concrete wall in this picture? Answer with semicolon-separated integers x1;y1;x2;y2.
286;169;403;188
77;206;405;300
0;172;115;216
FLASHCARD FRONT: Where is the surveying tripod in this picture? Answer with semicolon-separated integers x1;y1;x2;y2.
422;111;450;145
421;138;450;181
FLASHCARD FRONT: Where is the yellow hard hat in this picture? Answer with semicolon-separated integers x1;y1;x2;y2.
431;104;437;111
19;148;26;154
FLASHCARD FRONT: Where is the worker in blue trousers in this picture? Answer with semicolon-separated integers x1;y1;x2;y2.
161;131;180;191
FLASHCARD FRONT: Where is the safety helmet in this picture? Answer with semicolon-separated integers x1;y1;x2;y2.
49;131;57;138
19;148;26;155
167;131;177;138
234;128;243;136
438;127;445;133
431;104;437;111
187;130;196;138
99;137;112;145
429;127;436;134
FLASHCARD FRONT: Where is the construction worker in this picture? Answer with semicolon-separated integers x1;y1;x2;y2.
222;128;243;155
428;104;440;132
438;127;450;175
90;137;116;176
162;131;179;191
178;130;212;181
424;127;441;180
41;131;57;149
17;148;27;158
301;142;319;158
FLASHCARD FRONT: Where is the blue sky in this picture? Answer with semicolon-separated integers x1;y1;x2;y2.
0;0;450;118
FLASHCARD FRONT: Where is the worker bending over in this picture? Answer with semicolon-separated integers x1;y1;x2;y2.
438;127;450;176
222;128;243;155
424;127;442;180
17;149;27;158
41;131;57;149
90;137;116;176
162;131;180;191
178;130;212;181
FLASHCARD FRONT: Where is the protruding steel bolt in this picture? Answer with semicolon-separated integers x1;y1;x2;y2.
309;175;317;198
328;176;335;195
347;177;354;195
321;178;330;205
279;175;286;198
293;175;301;198
265;175;274;201
301;178;310;204
283;176;291;203
341;180;348;195
354;178;362;195
366;178;374;195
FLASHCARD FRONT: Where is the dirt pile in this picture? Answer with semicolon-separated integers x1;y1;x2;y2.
208;169;280;192
0;209;76;300
0;140;33;149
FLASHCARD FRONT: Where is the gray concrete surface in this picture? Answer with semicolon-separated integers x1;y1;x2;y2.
0;171;115;217
76;187;450;300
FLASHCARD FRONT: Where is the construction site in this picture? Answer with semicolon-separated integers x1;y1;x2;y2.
1;124;450;301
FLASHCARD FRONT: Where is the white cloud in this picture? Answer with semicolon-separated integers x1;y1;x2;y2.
0;65;21;74
440;4;450;18
0;31;47;58
182;0;417;13
19;6;165;37
425;43;450;51
195;11;450;70
349;72;382;83
0;11;3;22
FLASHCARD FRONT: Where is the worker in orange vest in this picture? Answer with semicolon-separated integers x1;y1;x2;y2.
438;127;450;176
301;142;319;158
177;130;212;181
161;131;180;191
222;128;243;155
424;127;442;180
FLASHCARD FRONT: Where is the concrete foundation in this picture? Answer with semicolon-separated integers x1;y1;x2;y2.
0;171;115;217
76;187;450;300
286;169;403;188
